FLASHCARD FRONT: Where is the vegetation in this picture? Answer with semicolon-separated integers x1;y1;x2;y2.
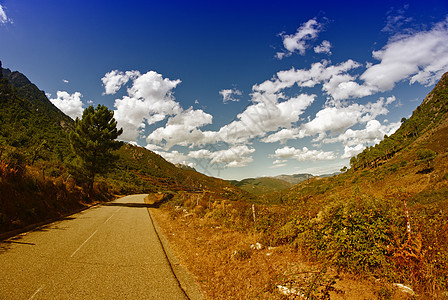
1;63;447;297
229;177;293;195
157;72;448;298
0;65;248;234
68;105;123;192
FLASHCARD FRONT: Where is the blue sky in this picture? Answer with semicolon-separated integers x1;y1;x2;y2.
1;0;448;180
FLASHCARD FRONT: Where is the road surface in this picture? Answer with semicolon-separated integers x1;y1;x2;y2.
0;194;194;299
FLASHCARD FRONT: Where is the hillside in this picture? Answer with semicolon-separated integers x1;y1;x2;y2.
0;63;248;234
156;72;448;297
0;66;73;161
229;177;293;195
256;72;448;295
274;173;314;184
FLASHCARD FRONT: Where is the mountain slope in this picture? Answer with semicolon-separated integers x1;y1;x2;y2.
229;177;293;195
2;67;73;129
252;73;448;294
0;63;249;234
0;67;73;160
274;173;314;184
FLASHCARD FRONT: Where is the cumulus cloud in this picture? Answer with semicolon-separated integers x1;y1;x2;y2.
272;146;335;161
62;79;69;83
189;145;255;168
341;144;366;159
103;16;448;172
270;19;448;103
333;119;400;146
276;19;323;59
302;96;395;141
102;70;141;95
0;5;12;24
110;70;182;141
253;59;363;98
362;18;448;90
49;91;84;119
216;94;315;144
314;40;332;55
219;88;242;103
146;108;213;149
154;150;191;166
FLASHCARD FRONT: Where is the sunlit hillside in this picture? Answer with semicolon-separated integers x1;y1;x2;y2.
0;65;249;234
157;72;448;298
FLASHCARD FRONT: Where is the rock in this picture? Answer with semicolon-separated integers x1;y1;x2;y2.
392;283;415;296
277;285;305;298
250;242;263;250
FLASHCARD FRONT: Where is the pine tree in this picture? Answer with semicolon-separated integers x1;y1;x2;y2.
69;105;123;192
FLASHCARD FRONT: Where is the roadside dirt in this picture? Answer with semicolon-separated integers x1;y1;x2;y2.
151;208;415;299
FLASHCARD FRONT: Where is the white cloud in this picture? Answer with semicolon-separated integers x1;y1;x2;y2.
271;19;448;102
102;70;141;95
270;159;287;168
270;163;287;168
155;150;190;166
261;128;306;144
341;144;365;159
219;88;242;103
111;70;183;142
322;73;375;101
253;59;362;97
49;91;84;120
277;19;323;59
303;105;362;136
189;145;255;168
216;94;315;144
362;18;448;90
328;119;400;146
382;5;412;33
302;96;396;141
146;108;213;149
318;118;401;159
62;79;69;83
0;5;12;24
272;146;335;161
314;40;332;55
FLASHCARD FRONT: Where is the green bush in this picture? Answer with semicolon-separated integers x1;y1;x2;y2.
297;196;405;275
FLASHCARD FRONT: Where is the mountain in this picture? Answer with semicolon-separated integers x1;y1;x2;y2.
0;62;248;233
229;177;293;195
274;173;314;184
230;73;448;293
0;64;73;161
1;67;73;128
277;72;448;204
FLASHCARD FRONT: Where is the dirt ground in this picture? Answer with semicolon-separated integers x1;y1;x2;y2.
151;208;415;299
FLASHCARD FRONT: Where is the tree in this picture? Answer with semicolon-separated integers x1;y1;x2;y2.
69;105;123;192
416;148;437;170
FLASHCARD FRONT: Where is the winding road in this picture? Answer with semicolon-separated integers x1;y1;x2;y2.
0;194;198;299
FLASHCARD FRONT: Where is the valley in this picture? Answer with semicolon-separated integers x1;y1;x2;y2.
1;64;447;298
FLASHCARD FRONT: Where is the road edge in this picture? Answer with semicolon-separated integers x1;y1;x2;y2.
0;203;100;241
144;199;203;300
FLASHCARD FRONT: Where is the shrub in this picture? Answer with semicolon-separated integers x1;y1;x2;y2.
297;196;405;275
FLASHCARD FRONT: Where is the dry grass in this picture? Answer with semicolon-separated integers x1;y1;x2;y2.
152;207;416;299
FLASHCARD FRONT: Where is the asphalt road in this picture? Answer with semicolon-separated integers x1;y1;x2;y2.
0;194;192;299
